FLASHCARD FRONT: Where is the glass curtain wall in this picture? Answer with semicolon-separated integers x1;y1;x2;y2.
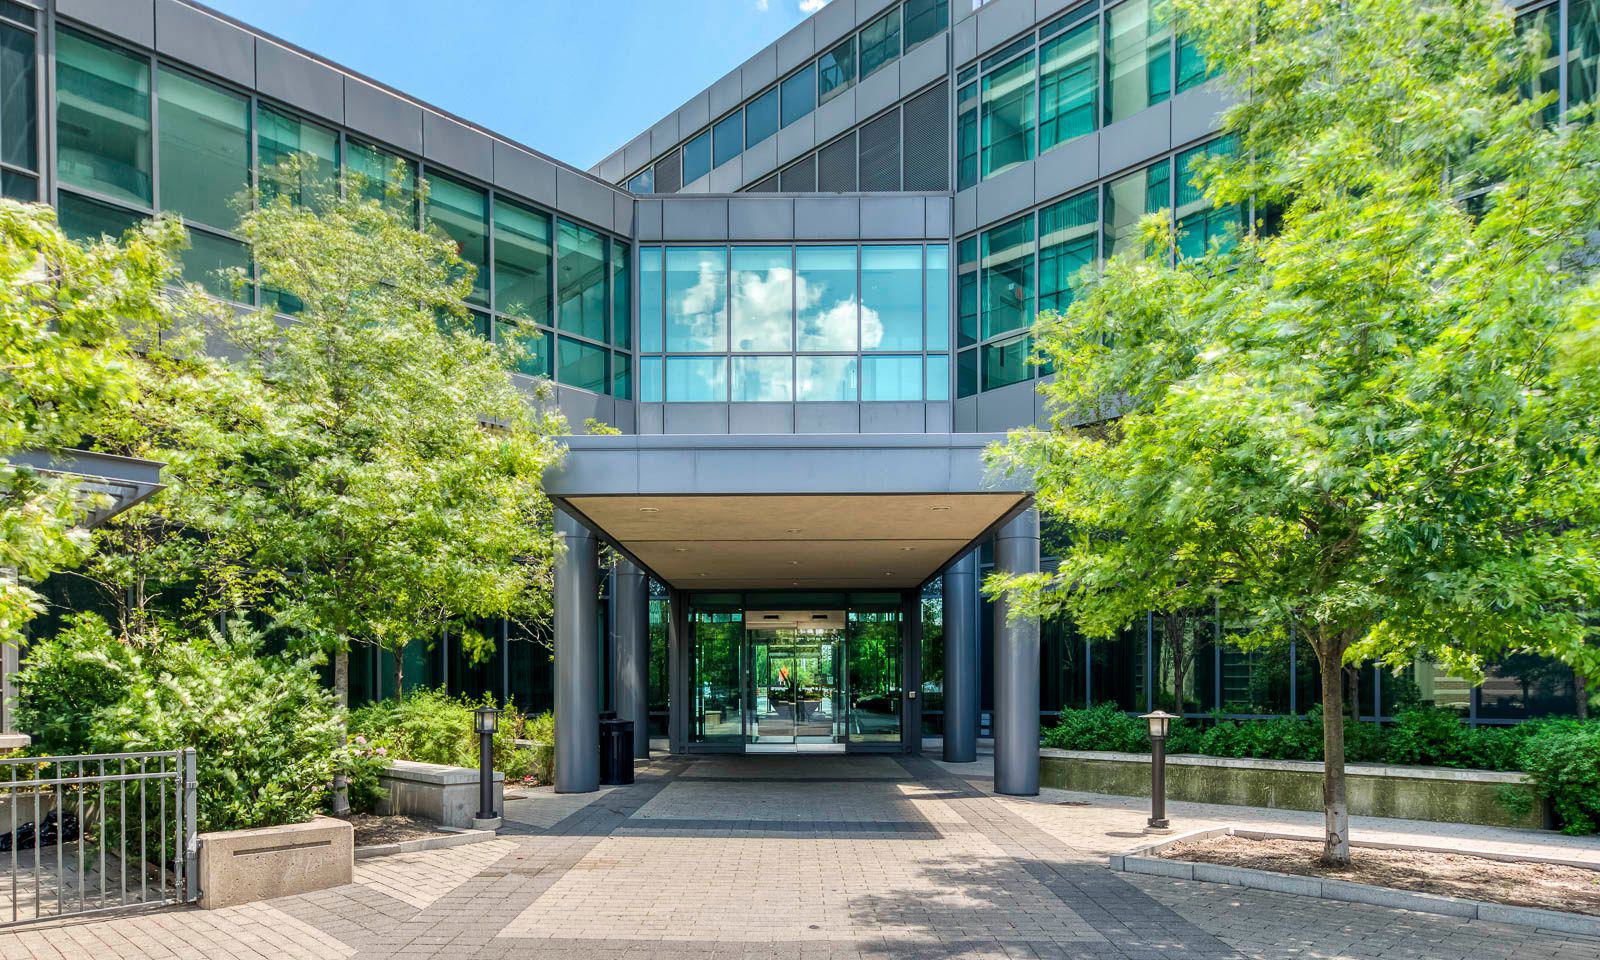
0;4;37;202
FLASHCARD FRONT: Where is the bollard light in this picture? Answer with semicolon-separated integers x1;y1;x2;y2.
475;707;501;822
1140;710;1179;832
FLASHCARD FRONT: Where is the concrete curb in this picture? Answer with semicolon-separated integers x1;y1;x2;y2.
1107;826;1600;938
354;826;499;861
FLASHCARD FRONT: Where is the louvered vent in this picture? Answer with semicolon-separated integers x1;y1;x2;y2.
816;133;858;193
780;154;817;192
653;149;682;194
902;83;949;192
857;110;901;192
746;173;780;192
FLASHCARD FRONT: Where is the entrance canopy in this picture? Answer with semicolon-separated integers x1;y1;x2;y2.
544;434;1031;590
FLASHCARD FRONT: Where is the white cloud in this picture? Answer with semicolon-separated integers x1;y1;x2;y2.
753;0;770;9
799;0;832;13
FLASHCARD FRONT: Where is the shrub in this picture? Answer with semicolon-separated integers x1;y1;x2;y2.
1042;703;1152;752
349;688;541;781
1517;720;1600;836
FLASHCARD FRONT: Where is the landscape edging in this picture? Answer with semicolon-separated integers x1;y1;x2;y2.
354;825;499;860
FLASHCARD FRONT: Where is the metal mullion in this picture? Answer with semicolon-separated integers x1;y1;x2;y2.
146;44;159;218
41;4;56;204
1560;0;1571;122
76;760;83;914
54;184;154;219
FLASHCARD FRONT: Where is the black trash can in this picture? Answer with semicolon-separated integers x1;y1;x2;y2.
599;716;634;785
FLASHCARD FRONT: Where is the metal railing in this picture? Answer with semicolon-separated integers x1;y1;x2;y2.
0;749;197;925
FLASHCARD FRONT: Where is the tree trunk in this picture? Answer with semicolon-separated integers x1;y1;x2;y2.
331;645;350;817
1165;611;1188;714
1319;639;1351;866
1576;671;1589;721
393;646;405;701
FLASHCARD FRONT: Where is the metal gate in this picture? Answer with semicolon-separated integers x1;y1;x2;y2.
0;749;197;925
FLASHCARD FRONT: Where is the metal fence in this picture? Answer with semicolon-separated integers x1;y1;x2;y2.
0;749;197;925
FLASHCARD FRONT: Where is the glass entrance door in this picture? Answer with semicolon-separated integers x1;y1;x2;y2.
745;620;844;750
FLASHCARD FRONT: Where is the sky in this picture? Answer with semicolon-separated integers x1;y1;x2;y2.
198;0;834;172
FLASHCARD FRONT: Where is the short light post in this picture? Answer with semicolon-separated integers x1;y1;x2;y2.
474;706;501;827
1140;710;1178;832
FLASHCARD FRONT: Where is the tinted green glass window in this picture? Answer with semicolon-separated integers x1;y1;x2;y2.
956;82;978;190
904;0;948;49
1103;159;1169;259
713;111;742;168
1038;188;1096;313
956;347;977;398
682;130;712;185
1573;0;1600;110
861;355;922;401
56;28;150;206
666;247;727;352
493;197;551;324
861;245;922;351
497;321;550;378
1039;20;1098;152
981;215;1035;339
612;243;631;348
0;22;36;173
981;52;1035;179
925;244;949;351
1176;138;1244;258
746;87;779;147
957;236;978;347
926;354;949;401
797;246;857;351
557;219;606;341
731;246;793;352
427;173;489;306
1105;0;1172;124
860;9;902;80
640;246;664;352
257;105;339;208
348;139;417;216
666;356;726;401
1176;32;1217;93
819;37;856;102
983;332;1033;390
612;351;631;399
158;68;248;230
732;355;793;401
782;64;816;127
57;190;140;242
558;336;608;393
640;356;663;402
1;168;35;201
796;355;857;401
1519;7;1561;126
183;229;252;302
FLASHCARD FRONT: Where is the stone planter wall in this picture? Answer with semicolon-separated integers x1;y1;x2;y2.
197;815;352;909
377;759;504;828
1039;749;1546;829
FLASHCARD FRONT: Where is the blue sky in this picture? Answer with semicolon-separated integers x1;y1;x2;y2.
200;0;832;171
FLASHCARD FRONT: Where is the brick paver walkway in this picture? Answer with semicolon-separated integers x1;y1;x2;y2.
4;752;1599;959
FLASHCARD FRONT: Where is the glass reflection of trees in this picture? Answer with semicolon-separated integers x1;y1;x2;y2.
848;610;902;742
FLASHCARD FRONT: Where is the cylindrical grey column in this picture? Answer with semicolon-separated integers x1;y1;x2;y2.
941;551;979;763
613;559;651;759
554;510;599;793
993;508;1041;796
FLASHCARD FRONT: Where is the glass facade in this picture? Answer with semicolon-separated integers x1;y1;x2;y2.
57;27;150;206
0;6;36;202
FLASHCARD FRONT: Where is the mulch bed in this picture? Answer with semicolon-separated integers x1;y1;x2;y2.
1160;835;1600;917
350;814;442;847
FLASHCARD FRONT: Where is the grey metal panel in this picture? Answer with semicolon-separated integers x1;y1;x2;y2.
974;163;1034;229
155;1;252;88
255;39;344;122
776;114;816;165
976;380;1036;432
614;402;637;435
743;135;778;182
813;0;857;48
663;404;731;435
597;153;624;184
709;73;743;119
926;402;952;433
638;403;664;434
776;18;816;75
613;193;635;237
815;89;856;143
728;198;795;241
423;112;494;182
899;34;948;99
1171;82;1235;147
954;396;978;433
795;197;861;239
859;402;925;433
795;403;860;434
557;168;620;232
954;14;978;66
494;141;559;208
679;91;710;137
343;78;424;155
855;62;901;120
856;0;897;22
742;45;779;100
1099;102;1173;177
637;199;664;242
558;388;610;428
1036;0;1082;23
708;157;743;193
650;116;680;157
976;0;1036;56
955;189;977;236
680;171;710;194
59;0;153;47
730;404;796;434
925;196;953;238
623;134;653;175
662;198;729;241
860;197;926;239
1033;133;1099;203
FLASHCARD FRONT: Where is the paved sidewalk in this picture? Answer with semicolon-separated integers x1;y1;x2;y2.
1;753;1597;959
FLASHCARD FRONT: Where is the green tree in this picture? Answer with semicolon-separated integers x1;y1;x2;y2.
990;0;1600;865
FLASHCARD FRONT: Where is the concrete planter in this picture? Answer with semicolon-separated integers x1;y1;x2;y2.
197;815;352;909
377;760;504;829
1040;749;1545;829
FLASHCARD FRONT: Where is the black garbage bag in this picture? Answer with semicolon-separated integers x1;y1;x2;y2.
0;810;80;852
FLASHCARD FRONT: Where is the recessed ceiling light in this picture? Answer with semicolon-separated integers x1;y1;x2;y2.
787;560;800;566
639;507;660;514
900;546;915;552
673;547;689;553
883;571;895;576
785;528;803;534
929;505;951;512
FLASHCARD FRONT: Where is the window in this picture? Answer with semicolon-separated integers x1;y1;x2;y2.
956;345;978;398
611;243;631;348
861;355;922;401
1175;31;1217;93
861;245;922;351
904;0;949;50
0;18;36;198
818;37;856;102
797;246;858;351
1103;159;1169;259
925;244;949;351
1105;0;1172;125
781;64;817;127
983;332;1033;390
1570;0;1598;110
1519;7;1561;126
56;28;150;206
1039;19;1098;153
731;246;793;351
746;87;779;147
498;321;550;378
557;219;607;341
258;105;339;208
926;354;950;401
349;139;417;215
640;246;664;352
666;247;727;351
640;356;663;401
860;9;902;80
981;215;1035;339
180;229;251;302
797;355;857;401
956;236;978;347
682;129;712;186
426;173;489;306
981;52;1035;179
713;111;742;168
732;355;793;401
956;82;978;190
557;336;608;393
666;356;726;401
627;167;654;194
1176;138;1244;258
1038;188;1096;313
157;68;248;230
493;197;551;324
612;351;631;399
